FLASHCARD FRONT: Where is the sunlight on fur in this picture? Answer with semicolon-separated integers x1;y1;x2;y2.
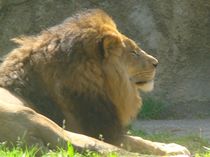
138;80;154;92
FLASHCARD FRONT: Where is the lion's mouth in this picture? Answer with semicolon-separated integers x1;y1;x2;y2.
132;79;154;92
135;80;150;85
130;77;152;85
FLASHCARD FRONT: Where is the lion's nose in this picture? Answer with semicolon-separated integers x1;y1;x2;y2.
147;55;158;68
153;60;158;67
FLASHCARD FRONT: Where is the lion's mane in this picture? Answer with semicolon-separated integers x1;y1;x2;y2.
0;9;141;144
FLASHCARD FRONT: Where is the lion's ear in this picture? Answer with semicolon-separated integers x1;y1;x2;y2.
102;33;124;58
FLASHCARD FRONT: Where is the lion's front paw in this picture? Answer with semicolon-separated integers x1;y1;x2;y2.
154;142;191;156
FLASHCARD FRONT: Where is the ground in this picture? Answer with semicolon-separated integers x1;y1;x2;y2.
132;118;210;155
133;119;210;141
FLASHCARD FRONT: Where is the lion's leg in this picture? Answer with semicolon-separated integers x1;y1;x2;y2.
122;135;190;156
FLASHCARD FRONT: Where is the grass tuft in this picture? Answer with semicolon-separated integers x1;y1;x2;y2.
0;142;38;157
0;141;119;157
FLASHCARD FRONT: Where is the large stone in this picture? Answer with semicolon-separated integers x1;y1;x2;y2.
0;0;209;118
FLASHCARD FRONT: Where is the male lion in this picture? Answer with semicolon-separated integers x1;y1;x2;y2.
0;9;190;156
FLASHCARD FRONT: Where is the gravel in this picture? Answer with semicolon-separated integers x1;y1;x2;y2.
132;119;210;141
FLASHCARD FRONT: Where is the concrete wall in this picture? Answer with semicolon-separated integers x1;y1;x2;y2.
0;0;209;118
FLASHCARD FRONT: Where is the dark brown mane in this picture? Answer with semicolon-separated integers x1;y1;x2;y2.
0;9;125;144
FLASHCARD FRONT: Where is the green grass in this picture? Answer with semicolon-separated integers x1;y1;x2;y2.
0;142;38;157
0;131;209;156
195;152;210;157
129;129;210;156
0;141;118;157
138;97;167;119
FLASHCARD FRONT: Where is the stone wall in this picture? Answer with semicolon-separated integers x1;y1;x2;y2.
0;0;209;118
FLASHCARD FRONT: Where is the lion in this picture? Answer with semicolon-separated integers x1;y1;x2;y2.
0;9;190;155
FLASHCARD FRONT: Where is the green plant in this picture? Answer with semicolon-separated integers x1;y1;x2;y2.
0;141;119;157
138;97;166;119
195;151;210;157
0;142;38;157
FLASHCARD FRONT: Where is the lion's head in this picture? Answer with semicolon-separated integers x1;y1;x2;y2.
95;27;158;126
102;33;158;92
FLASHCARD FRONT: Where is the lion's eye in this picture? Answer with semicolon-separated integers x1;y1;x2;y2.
131;50;140;56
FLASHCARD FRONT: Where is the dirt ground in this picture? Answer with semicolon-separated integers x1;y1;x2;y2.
132;119;210;141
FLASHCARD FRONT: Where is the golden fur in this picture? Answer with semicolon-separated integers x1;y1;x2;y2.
0;9;190;155
0;9;157;128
